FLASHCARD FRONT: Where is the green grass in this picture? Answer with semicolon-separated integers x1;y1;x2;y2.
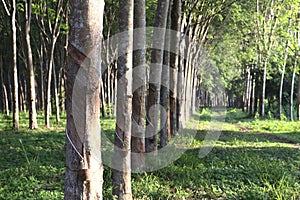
1;109;300;199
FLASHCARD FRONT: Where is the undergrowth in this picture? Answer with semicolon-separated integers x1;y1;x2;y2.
0;108;300;199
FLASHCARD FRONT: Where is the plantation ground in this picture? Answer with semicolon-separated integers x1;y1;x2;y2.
0;109;300;199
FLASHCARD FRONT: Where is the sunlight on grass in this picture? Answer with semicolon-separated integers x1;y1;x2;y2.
1;109;300;199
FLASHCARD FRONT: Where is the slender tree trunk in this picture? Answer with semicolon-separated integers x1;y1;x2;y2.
278;40;289;119
260;60;268;117
0;53;2;112
7;71;13;113
106;66;111;115
298;67;300;121
290;54;297;121
12;0;19;130
169;0;181;136
58;67;65;113
100;77;106;118
182;37;189;125
257;0;278;118
159;0;172;148
131;0;146;170
191;67;197;113
45;40;56;127
112;0;133;199
39;35;45;112
22;79;27;113
245;68;251;113
19;79;26;112
25;0;38;129
53;64;60;123
64;0;104;198
45;0;62;127
3;86;9;116
61;8;69;113
176;44;184;131
145;0;169;153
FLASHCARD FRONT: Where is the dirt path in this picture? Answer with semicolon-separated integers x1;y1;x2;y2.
233;124;300;147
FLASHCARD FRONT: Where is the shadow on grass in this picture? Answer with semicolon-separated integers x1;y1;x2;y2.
0;129;66;199
0;130;65;170
146;144;300;199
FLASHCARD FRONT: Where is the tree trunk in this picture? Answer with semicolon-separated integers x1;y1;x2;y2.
290;54;297;121
131;0;146;170
39;35;45;112
100;77;106;118
245;68;251;113
64;0;104;199
146;0;170;153
53;64;60;123
298;66;300;121
45;0;63;127
25;0;38;129
19;79;26;112
256;0;278;118
0;52;2;112
2;84;9;116
260;60;267;117
247;73;252;114
112;0;133;199
61;8;69;113
45;40;56;127
159;0;172;148
58;67;65;113
278;39;289;119
191;67;197;113
169;0;181;136
12;0;19;130
176;45;184;131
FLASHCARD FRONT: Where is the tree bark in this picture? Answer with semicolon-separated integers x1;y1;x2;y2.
131;0;146;170
39;34;45;112
45;0;63;127
176;42;184;131
145;0;170;153
19;79;27;112
298;65;300;121
100;77;106;118
278;39;290;119
2;85;9;116
290;54;297;121
53;63;60;123
159;0;172;148
0;53;3;112
112;0;133;199
12;0;19;130
169;0;181;136
25;0;38;129
64;0;104;199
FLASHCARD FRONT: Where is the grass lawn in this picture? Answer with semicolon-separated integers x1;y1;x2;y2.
0;109;300;199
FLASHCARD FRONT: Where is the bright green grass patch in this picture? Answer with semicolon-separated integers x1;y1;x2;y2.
1;109;300;199
236;118;300;143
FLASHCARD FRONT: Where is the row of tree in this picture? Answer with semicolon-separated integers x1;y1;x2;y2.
2;0;299;132
66;0;300;198
207;0;300;120
65;0;234;199
1;0;300;198
1;0;68;130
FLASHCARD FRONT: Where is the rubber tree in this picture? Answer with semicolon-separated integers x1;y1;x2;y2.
145;0;169;154
131;0;146;170
24;0;38;129
64;0;105;198
112;0;133;198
